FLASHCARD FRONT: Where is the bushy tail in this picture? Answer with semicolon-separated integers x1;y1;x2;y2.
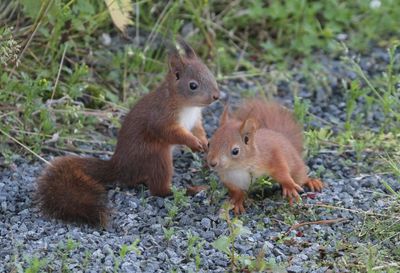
36;156;116;226
234;100;303;154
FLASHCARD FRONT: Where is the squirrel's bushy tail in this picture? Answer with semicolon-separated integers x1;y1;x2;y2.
234;100;303;154
36;156;116;226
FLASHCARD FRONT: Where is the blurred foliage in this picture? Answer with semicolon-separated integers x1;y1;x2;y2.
0;0;399;163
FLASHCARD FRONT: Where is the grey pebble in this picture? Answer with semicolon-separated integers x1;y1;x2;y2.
287;265;303;273
200;217;211;229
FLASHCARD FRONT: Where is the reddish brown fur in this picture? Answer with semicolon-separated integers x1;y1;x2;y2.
207;99;323;214
36;39;219;226
37;156;112;226
233;100;303;154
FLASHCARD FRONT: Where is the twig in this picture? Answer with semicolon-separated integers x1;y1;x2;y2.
285;218;349;235
307;203;400;220
50;43;68;102
372;263;400;270
10;129;108;144
42;145;113;156
0;127;51;166
12;0;53;72
217;72;265;80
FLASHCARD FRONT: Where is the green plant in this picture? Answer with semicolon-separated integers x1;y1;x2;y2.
186;232;204;272
24;256;47;273
113;239;141;272
293;95;310;126
208;173;226;205
343;43;400;133
164;186;190;224
212;202;279;272
0;26;20;67
163;227;175;242
58;238;78;273
305;128;333;156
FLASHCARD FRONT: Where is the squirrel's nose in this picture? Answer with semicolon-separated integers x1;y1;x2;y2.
212;94;219;101
209;160;218;168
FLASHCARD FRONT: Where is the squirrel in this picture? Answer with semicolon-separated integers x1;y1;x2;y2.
207;99;323;214
36;38;220;226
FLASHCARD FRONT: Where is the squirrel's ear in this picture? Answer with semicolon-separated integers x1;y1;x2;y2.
240;118;258;144
168;46;184;74
220;104;230;126
177;37;196;59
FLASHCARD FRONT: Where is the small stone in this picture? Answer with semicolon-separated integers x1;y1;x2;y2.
157;252;167;262
156;197;164;208
100;33;111;46
287;265;303;273
200;217;211;229
264;241;274;250
202;230;215;241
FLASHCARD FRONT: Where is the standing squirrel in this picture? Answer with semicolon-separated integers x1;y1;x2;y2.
207;100;323;214
37;38;220;226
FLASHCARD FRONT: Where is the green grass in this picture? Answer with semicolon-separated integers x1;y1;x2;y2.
1;0;400;162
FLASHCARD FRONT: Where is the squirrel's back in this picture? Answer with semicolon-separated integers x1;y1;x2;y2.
233;100;303;154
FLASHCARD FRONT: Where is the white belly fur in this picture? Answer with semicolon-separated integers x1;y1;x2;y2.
179;107;202;131
222;168;267;191
222;169;252;190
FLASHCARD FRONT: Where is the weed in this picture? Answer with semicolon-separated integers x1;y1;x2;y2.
163;227;175;242
113;239;141;272
164;186;189;225
208;173;227;206
58;238;78;273
212;202;280;272
293;95;310;126
171;186;189;208
305;128;333;156
24;256;47;273
0;26;20;67
186;231;204;272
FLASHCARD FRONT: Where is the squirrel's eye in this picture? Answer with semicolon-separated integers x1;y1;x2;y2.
175;72;180;80
189;81;198;90
231;147;240;156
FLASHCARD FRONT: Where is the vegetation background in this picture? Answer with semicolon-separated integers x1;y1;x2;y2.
1;0;399;272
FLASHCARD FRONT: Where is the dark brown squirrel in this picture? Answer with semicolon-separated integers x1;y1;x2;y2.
207;100;323;214
36;38;220;226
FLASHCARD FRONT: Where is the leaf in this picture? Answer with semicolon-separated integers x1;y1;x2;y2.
104;0;133;33
212;236;230;255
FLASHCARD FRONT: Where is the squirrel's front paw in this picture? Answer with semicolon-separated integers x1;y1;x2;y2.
231;199;245;215
199;137;209;152
188;137;205;153
282;183;303;206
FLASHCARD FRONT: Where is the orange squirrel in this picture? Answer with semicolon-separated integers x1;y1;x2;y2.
207;100;323;214
36;38;220;226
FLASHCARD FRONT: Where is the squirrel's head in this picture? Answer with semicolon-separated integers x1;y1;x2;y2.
167;38;219;106
207;105;259;171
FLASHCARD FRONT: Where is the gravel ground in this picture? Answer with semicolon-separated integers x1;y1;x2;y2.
1;48;399;272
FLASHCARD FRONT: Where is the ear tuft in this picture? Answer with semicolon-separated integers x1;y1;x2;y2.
168;44;184;72
177;37;196;59
220;104;230;126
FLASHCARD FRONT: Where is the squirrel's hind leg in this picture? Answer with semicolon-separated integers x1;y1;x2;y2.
268;165;304;205
291;162;324;192
146;153;173;197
